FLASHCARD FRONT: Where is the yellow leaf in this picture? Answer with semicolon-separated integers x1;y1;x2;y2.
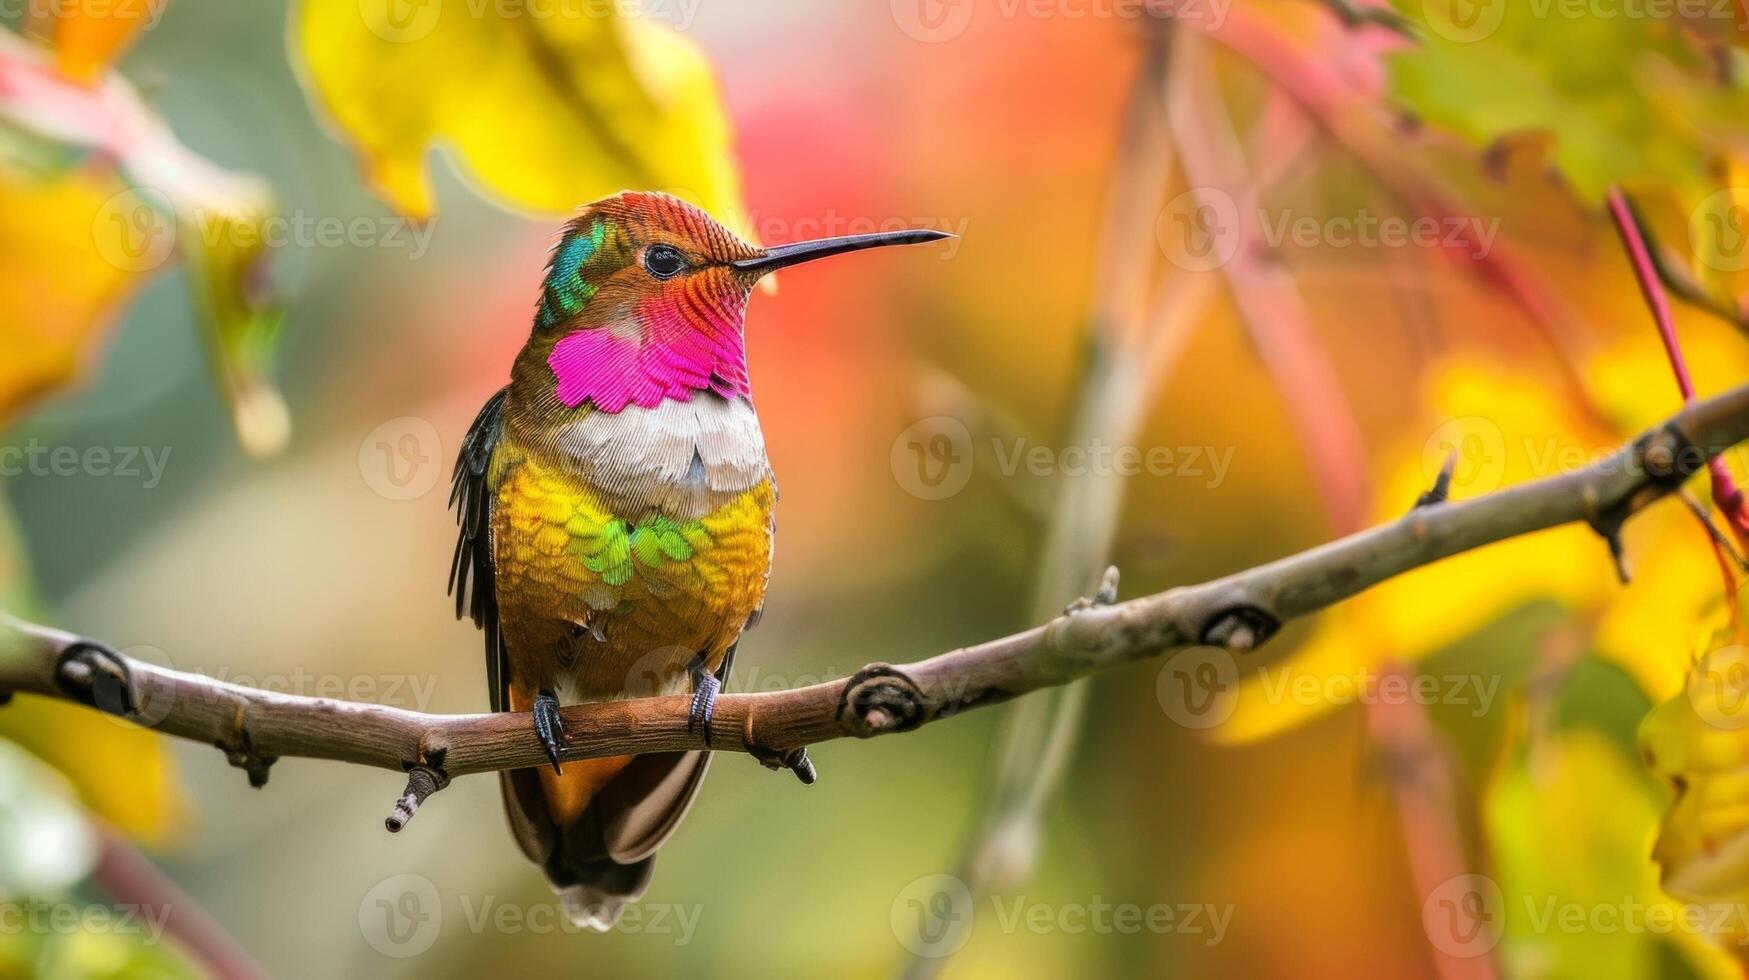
1641;618;1749;964
1216;359;1619;742
0;28;289;454
1490;730;1736;978
52;0;162;85
0;697;183;847
0;165;151;427
293;0;749;233
183;205;290;457
1214;339;1748;744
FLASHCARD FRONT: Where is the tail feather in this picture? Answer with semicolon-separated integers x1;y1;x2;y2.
500;750;713;930
551;858;655;931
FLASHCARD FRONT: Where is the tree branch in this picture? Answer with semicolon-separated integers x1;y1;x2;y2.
3;385;1748;827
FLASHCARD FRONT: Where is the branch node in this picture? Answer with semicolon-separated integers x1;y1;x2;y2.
1064;566;1122;615
1582;494;1634;585
54;641;136;718
786;749;818;784
837;664;929;737
1413;451;1456;510
417;732;451;769
747;744;817;784
216;705;276;788
1201;607;1279;654
385;764;451;832
1637;424;1701;488
1601;528;1632;584
1577;425;1700;585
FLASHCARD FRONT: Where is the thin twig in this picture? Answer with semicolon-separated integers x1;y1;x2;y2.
1608;187;1749;554
1638;219;1747;331
0;386;1743;815
911;28;1192;971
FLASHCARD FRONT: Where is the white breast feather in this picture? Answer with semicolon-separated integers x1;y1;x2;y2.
554;396;770;519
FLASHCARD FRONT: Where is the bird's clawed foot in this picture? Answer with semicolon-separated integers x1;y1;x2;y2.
533;690;566;774
686;654;720;748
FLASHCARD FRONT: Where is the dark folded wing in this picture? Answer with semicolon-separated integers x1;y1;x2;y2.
449;388;509;712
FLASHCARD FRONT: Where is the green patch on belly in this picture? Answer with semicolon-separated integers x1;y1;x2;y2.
569;514;714;587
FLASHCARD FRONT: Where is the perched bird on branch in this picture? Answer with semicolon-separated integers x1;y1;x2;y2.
449;191;947;929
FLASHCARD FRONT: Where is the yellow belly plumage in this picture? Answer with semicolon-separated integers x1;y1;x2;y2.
491;448;774;703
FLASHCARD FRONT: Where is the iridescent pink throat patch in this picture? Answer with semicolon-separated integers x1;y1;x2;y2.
548;295;749;413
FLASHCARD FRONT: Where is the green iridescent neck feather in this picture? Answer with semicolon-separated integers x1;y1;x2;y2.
536;219;616;331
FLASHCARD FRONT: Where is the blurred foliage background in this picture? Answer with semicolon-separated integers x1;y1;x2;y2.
5;0;1749;977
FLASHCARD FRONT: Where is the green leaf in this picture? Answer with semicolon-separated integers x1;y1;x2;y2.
1389;4;1749;208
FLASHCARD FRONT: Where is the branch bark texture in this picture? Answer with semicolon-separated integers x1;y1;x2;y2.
2;385;1746;803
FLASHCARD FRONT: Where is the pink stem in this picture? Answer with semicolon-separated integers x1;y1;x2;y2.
92;829;264;980
1167;44;1372;534
1607;188;1749;552
1196;4;1610;428
1368;664;1502;980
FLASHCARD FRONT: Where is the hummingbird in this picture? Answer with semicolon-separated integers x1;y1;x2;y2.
449;191;948;929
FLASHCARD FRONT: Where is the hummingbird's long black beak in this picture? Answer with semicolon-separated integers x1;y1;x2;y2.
731;228;953;276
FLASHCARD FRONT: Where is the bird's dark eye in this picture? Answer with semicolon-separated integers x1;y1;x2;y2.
643;244;686;279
